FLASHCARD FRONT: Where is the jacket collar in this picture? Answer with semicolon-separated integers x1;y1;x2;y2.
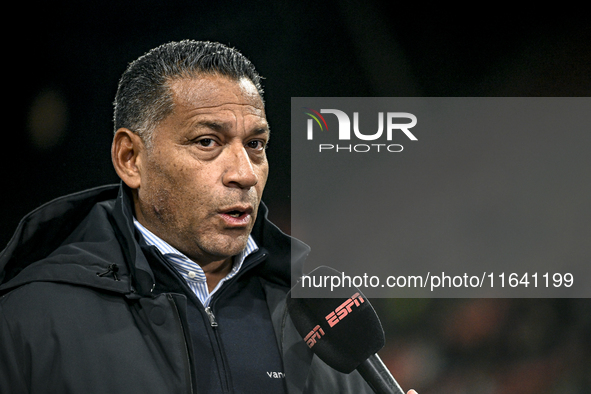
111;184;155;296
0;185;124;293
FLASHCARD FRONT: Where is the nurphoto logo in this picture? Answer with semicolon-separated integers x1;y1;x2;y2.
303;107;417;153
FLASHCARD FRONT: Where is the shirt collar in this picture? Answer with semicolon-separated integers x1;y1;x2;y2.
132;218;258;305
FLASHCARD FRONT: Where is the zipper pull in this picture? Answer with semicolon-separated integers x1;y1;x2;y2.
96;264;120;281
204;306;218;328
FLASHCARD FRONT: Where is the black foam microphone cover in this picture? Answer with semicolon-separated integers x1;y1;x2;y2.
286;265;385;374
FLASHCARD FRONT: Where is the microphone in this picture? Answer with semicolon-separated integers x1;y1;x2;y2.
286;266;405;394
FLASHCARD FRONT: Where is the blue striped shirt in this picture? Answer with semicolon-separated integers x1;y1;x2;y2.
133;218;258;307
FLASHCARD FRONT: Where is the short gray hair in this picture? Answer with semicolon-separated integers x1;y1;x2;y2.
113;40;264;146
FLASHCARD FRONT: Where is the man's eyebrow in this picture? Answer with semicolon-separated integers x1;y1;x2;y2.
195;120;226;131
252;126;271;135
194;120;270;135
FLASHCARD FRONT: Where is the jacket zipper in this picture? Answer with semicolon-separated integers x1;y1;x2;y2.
205;251;269;394
152;247;269;394
204;306;218;327
203;303;233;393
148;247;226;393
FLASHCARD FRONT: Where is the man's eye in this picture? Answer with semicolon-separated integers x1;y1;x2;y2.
247;140;266;150
197;138;216;147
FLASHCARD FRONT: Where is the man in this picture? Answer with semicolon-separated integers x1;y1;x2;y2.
0;40;416;393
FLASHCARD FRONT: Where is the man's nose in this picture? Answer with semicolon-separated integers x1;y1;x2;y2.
222;143;258;189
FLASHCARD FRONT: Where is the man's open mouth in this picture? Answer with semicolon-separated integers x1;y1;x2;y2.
219;206;253;226
226;210;244;218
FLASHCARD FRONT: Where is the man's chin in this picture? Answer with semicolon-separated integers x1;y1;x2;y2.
199;234;250;261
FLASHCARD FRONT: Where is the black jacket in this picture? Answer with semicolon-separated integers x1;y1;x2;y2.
0;184;372;393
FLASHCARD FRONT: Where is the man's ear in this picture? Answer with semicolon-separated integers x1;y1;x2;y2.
111;128;144;189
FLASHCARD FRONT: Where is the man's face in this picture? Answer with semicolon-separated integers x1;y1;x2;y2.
134;75;269;265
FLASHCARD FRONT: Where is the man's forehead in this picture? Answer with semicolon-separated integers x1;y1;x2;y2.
169;74;264;112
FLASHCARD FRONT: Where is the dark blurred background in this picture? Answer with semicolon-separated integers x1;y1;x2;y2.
3;2;590;393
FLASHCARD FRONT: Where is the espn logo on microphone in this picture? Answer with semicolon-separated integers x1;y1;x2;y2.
301;292;366;349
304;325;325;348
325;292;365;328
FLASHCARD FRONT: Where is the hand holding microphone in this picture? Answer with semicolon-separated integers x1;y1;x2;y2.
286;266;418;394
